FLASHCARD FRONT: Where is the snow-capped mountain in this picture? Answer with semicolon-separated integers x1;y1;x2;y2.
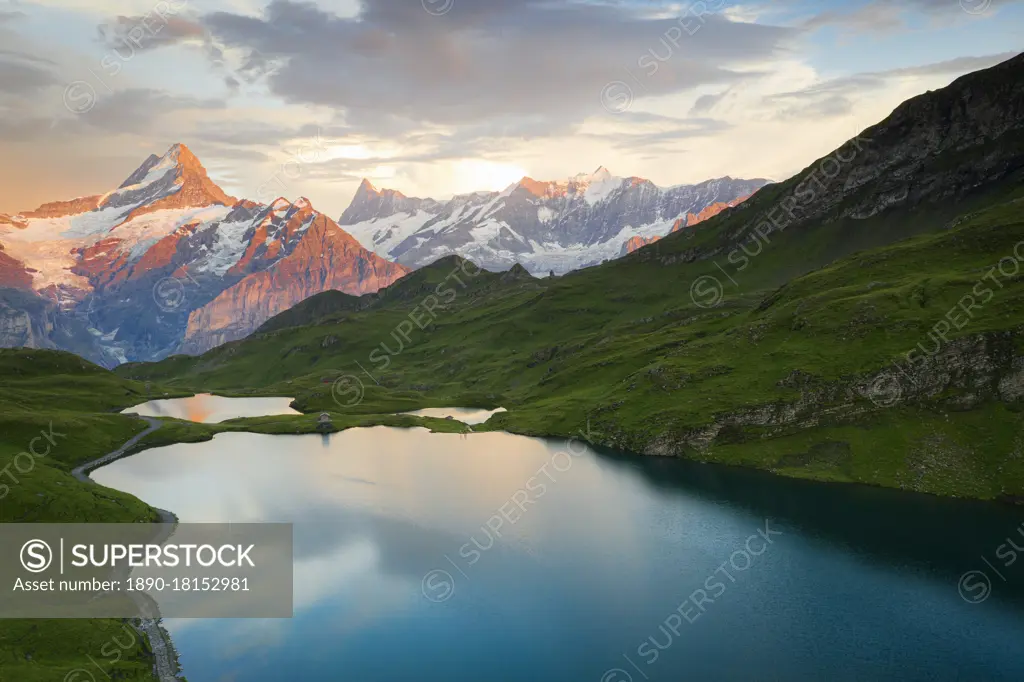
0;144;408;364
618;192;757;256
0;147;765;364
340;169;769;274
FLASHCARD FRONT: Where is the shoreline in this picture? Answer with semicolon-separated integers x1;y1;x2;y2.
78;401;1024;681
117;400;1024;507
74;415;183;682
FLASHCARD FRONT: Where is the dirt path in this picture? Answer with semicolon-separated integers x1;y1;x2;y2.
73;415;182;681
135;617;179;682
72;415;159;480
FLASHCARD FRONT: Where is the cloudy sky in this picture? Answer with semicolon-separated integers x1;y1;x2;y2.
0;0;1021;216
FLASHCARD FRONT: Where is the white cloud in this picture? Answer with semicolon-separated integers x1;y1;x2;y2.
0;0;1020;218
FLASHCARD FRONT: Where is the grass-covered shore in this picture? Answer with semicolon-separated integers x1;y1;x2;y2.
117;190;1024;504
0;347;486;681
0;350;177;680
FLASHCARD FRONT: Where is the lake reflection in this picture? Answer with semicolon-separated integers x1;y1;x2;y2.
92;428;1024;682
121;394;299;423
399;406;507;424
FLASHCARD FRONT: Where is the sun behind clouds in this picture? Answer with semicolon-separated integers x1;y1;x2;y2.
451;159;529;194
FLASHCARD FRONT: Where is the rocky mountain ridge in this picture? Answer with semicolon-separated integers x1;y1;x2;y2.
620;194;754;255
0;144;408;363
341;169;767;274
640;52;1024;271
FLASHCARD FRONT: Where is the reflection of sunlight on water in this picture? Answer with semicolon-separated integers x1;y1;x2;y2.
93;427;645;569
184;394;211;423
399;406;507;425
121;394;299;423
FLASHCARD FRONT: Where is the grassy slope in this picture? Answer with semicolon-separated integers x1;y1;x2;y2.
119;188;1024;501
0;347;491;681
0;350;183;681
0;349;172;524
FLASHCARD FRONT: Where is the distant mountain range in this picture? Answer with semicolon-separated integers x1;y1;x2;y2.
339;170;767;273
0;144;407;364
0;144;766;364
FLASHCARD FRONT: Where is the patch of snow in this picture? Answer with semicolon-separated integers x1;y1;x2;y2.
499;181;520;198
345;210;436;257
479;194;506;220
446;203;466;224
0;204;231;291
138;151;180;186
103;153;182;206
91;327;119;342
195;217;254;276
464;212;687;276
105;346;129;365
295;216;315;234
0;209;122;290
269;198;292;219
467;218;515;249
583;170;622;206
123;206;232;260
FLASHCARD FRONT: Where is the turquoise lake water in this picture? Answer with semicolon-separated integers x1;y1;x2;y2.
94;414;1024;681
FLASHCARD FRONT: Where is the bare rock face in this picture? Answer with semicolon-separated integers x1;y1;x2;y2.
339;179;442;224
621;194;756;255
0;297;50;348
625;51;1024;278
21;196;103;219
685;194;753;228
605;329;1024;462
0;288;107;364
182;214;410;354
623;235;660;255
0;245;33;289
835;54;1024;222
723;53;1024;248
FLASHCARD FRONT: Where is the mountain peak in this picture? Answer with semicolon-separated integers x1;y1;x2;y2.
516;176;552;198
352;178;408;200
502;262;534;281
117;143;212;192
167;142;201;167
117;154;160;190
339;178;422;226
102;143;235;220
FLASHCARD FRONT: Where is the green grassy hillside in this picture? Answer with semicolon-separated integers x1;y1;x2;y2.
0;350;180;681
119;188;1024;501
117;55;1024;504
